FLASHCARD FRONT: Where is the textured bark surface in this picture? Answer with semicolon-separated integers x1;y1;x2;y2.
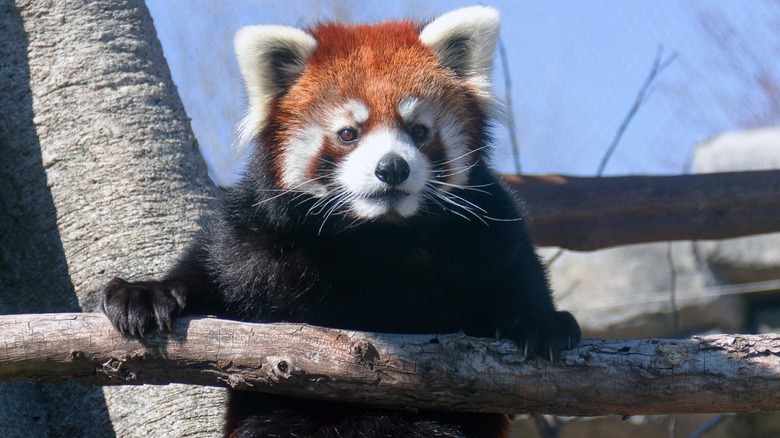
507;171;780;251
3;313;780;417
1;1;223;436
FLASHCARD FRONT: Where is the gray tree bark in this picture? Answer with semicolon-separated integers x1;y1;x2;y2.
1;0;223;436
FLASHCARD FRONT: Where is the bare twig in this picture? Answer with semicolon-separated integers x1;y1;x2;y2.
667;243;680;336
498;38;522;174
544;47;676;266
596;46;677;176
686;414;730;438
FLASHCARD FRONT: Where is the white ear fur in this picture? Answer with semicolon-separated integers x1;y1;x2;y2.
419;6;500;98
234;25;317;147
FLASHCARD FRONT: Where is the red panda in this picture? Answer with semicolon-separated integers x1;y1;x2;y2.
102;6;581;437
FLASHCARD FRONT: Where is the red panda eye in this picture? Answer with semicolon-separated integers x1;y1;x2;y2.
337;128;359;143
410;124;429;143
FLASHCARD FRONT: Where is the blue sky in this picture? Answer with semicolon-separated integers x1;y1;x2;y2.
146;1;780;186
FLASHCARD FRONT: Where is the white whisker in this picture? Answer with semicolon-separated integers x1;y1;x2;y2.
435;161;479;178
432;180;492;195
430;145;488;167
430;188;487;225
252;176;327;207
433;187;487;214
422;181;523;224
318;190;352;235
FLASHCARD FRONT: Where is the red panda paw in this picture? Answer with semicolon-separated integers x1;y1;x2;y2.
101;277;187;337
499;310;581;362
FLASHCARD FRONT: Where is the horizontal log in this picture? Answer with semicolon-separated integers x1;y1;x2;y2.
504;170;780;250
3;313;780;416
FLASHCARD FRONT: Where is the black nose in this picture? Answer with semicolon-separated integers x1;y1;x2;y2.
375;153;410;186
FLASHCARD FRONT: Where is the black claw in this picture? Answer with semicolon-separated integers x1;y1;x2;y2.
101;277;186;338
497;310;581;361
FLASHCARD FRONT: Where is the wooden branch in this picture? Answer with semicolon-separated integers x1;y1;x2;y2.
504;170;780;250
4;313;780;416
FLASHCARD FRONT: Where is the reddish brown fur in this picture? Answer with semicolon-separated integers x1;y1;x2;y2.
261;19;487;189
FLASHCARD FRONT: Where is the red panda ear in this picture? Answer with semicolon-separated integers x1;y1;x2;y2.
234;25;317;146
419;6;500;96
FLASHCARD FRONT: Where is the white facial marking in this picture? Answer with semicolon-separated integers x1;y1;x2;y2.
328;100;370;135
398;96;470;187
346;99;370;125
328;99;370;133
280;124;327;195
398;96;420;123
280;100;372;197
438;114;470;187
398;96;435;128
336;128;430;219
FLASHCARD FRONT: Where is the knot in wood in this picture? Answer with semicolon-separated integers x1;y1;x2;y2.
98;357;137;381
102;358;123;373
265;356;297;381
226;373;251;390
655;342;688;367
352;339;380;367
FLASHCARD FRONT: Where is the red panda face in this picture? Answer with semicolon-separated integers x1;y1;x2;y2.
235;7;500;221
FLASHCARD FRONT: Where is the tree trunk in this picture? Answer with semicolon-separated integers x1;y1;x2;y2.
1;1;223;436
3;313;780;417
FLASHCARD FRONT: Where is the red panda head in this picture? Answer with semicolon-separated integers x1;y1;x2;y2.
234;7;500;221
